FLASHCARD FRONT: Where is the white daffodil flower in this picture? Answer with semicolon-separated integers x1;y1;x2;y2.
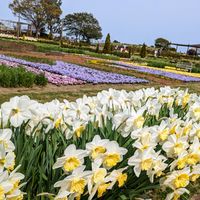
128;148;156;177
162;167;191;190
0;171;13;200
166;188;189;200
124;107;146;134
53;144;88;172
162;134;189;158
190;164;200;182
147;151;167;183
105;167;128;189
132;129;157;152
86;135;109;160
0;144;15;173
0;129;15;152
87;159;107;197
102;141;127;169
54;166;91;199
1;96;36;128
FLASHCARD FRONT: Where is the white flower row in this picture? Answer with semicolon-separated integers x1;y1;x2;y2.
1;86;200;199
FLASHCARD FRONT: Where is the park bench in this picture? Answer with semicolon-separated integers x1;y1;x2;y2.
176;62;193;72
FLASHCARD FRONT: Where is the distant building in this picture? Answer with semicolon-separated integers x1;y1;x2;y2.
0;19;36;35
114;44;129;53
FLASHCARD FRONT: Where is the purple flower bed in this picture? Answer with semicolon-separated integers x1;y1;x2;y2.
112;61;200;82
0;58;85;85
0;55;148;84
25;66;85;85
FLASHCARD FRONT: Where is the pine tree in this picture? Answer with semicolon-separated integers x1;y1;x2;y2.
96;43;100;53
128;46;132;58
140;43;147;58
103;33;111;54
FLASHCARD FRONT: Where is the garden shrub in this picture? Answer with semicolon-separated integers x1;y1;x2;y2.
34;73;48;86
112;51;130;58
0;65;48;87
140;43;147;58
131;55;147;63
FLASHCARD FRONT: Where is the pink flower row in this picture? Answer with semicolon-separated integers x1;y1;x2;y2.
0;59;85;85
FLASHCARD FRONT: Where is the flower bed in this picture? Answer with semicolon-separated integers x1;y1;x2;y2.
0;54;148;84
0;59;85;86
1;87;200;199
112;61;200;82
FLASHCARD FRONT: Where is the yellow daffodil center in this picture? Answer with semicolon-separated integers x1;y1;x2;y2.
0;158;5;166
7;181;20;195
93;169;107;183
141;145;149;151
193;108;200;119
174;143;183;154
177;158;186;169
170;126;176;134
156;171;163;177
55;118;62;128
186;154;199;165
196;129;200;138
104;153;120;168
190;174;200;182
134;116;144;129
0;186;5;199
11;108;20;116
75;126;85;138
183;125;192;136
182;94;190;107
64;157;80;172
173;193;180;200
159;129;169;141
97;183;110;198
141;158;153;171
174;174;189;188
70;178;86;194
91;146;106;159
117;173;127;187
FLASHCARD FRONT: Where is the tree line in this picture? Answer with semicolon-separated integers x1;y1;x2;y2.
9;0;103;43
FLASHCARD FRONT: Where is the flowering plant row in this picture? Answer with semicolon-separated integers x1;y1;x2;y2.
0;33;37;42
112;61;200;82
0;128;25;199
0;59;85;86
1;87;200;199
0;55;148;85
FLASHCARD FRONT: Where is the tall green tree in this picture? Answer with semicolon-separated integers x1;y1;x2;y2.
9;0;46;37
42;0;62;39
103;33;111;54
140;43;147;58
63;12;102;43
155;38;170;49
9;0;62;38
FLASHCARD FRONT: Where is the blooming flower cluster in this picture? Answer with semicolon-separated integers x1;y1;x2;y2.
53;137;128;200
0;129;25;199
0;33;38;42
0;33;17;40
0;54;148;85
111;61;200;82
1;87;200;199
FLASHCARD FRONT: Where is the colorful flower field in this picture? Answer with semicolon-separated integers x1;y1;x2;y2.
1;87;200;199
0;54;148;85
111;61;200;82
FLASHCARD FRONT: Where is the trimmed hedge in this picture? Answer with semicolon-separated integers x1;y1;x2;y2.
0;65;47;87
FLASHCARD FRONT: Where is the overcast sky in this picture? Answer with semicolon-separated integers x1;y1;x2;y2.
1;0;200;45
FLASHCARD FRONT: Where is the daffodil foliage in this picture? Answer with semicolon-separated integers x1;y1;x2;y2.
1;87;200;199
